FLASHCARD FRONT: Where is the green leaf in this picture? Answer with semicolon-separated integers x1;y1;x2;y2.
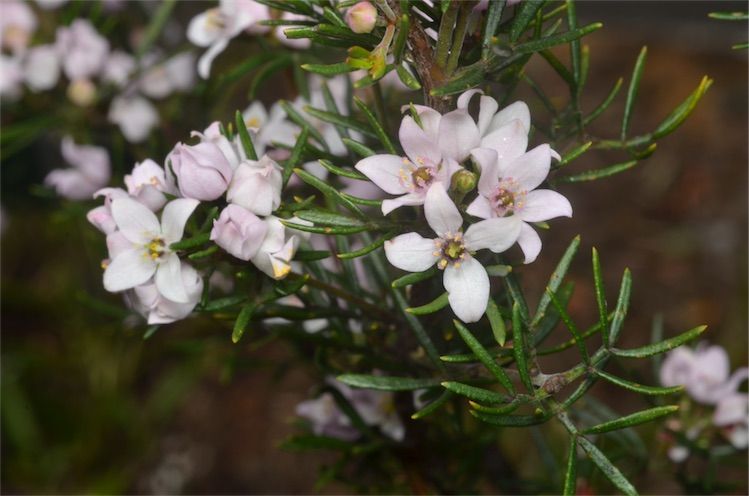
563;437;578;496
608;268;632;345
214;52;276;87
143;325;160;340
411;390;454;419
708;11;749;20
441;381;510;404
248;55;293;99
235;110;258;160
583;77;624;126
531;235;580;329
514;23;603;55
621;46;648;140
354;96;397;154
591;247;609;346
454;320;515;394
392;287;447;372
577;436;637;496
595;369;684;396
469;398;521;415
393;14;410;62
504;271;530;323
188;245;219;260
170;233;210;251
482;0;506;57
201;295;247;312
294;249;331;261
534;281;575;347
281;221;368;235
557;160;638;183
485;264;512;277
612;325;707;358
392;267;438;288
136;0;176;57
318;159;368;180
294;168;366;218
279;100;328;148
295;209;364;227
566;0;581;93
304;106;377;137
652;75;712;140
510;0;545;42
471;409;549;427
512;303;534;393
284;126;310;185
337;233;391;260
395;64;422;90
342;137;375;157
582;406;679;434
559;141;592;166
487;299;507;346
546;289;590;365
407;292;449;315
337;374;441;391
232;303;256;343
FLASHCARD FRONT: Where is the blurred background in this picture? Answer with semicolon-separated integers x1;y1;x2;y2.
1;1;747;494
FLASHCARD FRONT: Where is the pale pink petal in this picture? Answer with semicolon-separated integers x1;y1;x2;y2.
384;232;438;272
519;190;572;223
381;192;424;215
197;36;229;79
111;197;160;244
443;256;489;323
103;248;156;292
155;253;189;303
456;89;482;110
355;154;409;195
480;119;528;164
660;347;696;387
187;10;222;47
424;183;462;237
516;222;542;264
503;144;552;191
464;216;521;253
160;198;199;244
471;148;500;196
487;101;530;135
713;393;748;427
399;115;441;165
438;110;480;163
466;195;493;219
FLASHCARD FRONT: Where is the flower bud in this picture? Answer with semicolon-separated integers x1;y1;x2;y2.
226;155;283;216
210;204;268;261
451;169;477;194
124;159;175;211
167;141;234;201
67;78;96;107
346;1;377;34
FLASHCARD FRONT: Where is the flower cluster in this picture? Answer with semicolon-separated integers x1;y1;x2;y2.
355;90;572;322
660;343;748;458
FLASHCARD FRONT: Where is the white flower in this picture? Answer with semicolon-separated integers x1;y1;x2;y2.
102;51;136;88
467;145;571;264
108;94;159;143
87;187;130;234
713;393;749;449
384;184;521;322
355;106;479;215
187;0;270;78
0;55;24;100
0;0;37;54
55;19;109;81
126;262;204;325
139;51;196;99
241;101;298;158
45;137;111;200
124;159;176;211
226;155;283;216
23;44;60;91
660;343;749;405
103;198;199;303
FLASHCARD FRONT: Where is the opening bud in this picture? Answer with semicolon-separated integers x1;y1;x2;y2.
345;1;377;34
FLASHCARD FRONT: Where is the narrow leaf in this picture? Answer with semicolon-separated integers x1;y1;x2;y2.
487;299;507;346
531;235;580;329
235;110;258;160
442;381;510;404
232;303;256;343
546;289;590;365
595;369;684;396
482;0;506;57
471;409;549;427
621;46;648;140
201;295;247;312
583;77;623;126
512;302;534;392
559;141;592;166
563;437;578;495
302;62;356;75
510;0;545;42
294;249;331;261
354;96;397;154
392;267;438;288
338;374;441;391
407;292;449;315
608;268;632;345
295;209;364;227
304;106;376;137
582;406;679;434
411;390;454;419
454;320;515;394
294;168;366;218
284;126;309;185
557;160;638;183
318;159;368;180
591;247;609;346
514;23;603;55
279;100;328;148
652;75;712;140
612;325;708;358
337;233;391;260
342;137;375;157
577;436;638;496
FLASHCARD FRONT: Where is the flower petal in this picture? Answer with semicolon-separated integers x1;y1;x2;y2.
464;216;521;253
480;119;528;164
103;247;156;292
424;183;462;236
161;198;200;243
438;109;480;163
466;195;493;219
443;257;489;323
519;190;572;222
381;192;424;215
384;232;438;272
503;144;552;191
487;101;530;135
516;222;542;264
355;154;409;195
399;115;440;165
155;253;189;303
111;197;160;244
197;37;229;79
471;147;499;196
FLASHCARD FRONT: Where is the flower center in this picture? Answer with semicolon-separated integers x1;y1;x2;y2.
491;178;526;217
433;232;466;270
206;8;226;32
398;158;437;192
146;237;167;261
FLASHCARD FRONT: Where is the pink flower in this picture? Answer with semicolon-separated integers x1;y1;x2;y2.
87;187;129;234
124;159;176;211
226;155;283;216
0;0;37;54
55;19;109;81
345;2;377;34
126;262;204;325
210;204;268;261
167;140;234;201
45;137;111;200
108;95;159;143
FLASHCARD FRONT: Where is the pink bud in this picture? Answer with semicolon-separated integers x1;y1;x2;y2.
226;156;283;216
345;1;377;34
210;204;268;261
167;141;233;201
